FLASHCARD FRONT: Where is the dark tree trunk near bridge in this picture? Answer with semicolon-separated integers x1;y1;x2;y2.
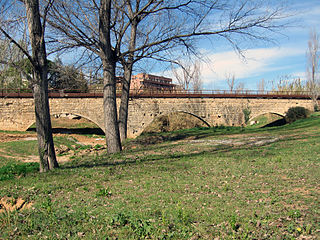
25;0;59;172
119;63;133;142
102;58;122;153
32;80;58;172
99;0;122;153
119;17;138;142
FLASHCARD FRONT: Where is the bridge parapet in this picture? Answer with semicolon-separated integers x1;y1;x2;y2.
0;94;315;138
0;88;314;99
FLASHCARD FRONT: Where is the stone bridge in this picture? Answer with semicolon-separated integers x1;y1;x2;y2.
0;92;315;138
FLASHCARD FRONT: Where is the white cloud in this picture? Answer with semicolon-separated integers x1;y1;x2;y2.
149;0;316;90
200;47;305;84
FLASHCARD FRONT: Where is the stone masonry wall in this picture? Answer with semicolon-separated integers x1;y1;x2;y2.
0;97;314;138
126;97;314;137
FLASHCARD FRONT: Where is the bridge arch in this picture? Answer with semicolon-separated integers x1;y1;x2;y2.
248;112;286;127
140;110;210;135
25;112;105;133
166;110;210;127
249;112;285;122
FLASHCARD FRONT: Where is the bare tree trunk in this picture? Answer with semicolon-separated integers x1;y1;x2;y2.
99;0;121;153
32;78;58;172
102;58;121;153
25;0;58;172
119;18;138;141
119;63;132;141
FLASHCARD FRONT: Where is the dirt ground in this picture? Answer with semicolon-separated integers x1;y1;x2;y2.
0;132;105;145
0;132;37;143
54;133;106;146
0;131;106;163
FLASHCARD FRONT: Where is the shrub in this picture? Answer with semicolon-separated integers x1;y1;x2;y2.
285;106;310;123
243;107;251;124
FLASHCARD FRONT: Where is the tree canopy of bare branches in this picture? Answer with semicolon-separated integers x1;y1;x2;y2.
225;73;244;93
45;0;290;148
172;60;202;91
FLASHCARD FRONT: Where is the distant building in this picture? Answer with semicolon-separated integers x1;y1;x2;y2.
94;73;176;92
131;73;176;91
116;76;124;91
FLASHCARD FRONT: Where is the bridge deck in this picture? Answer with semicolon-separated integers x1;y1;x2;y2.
0;90;313;99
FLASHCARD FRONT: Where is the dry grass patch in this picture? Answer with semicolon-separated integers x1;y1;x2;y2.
0;197;33;213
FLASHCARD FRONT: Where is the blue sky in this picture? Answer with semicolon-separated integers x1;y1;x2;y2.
160;0;320;91
52;0;319;91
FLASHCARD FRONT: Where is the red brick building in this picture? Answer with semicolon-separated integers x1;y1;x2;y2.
130;73;176;91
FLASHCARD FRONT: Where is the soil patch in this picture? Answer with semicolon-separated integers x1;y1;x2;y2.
62;134;105;146
0;132;106;163
0;197;33;213
0;133;37;143
0;132;104;146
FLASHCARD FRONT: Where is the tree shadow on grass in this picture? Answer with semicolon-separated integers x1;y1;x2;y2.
60;147;224;170
133;126;244;146
60;115;320;170
60;140;278;171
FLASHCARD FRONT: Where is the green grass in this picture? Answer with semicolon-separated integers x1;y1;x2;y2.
0;136;79;177
0;130;33;134
0;114;319;239
0;162;39;181
54;135;81;149
137;112;319;144
0;136;78;158
0;140;39;157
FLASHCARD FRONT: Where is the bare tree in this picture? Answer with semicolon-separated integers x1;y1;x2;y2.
0;0;59;172
272;75;306;94
257;78;265;93
116;0;288;140
118;1;209;141
47;0;289;143
46;0;122;152
226;73;236;92
192;62;202;92
172;62;193;91
306;30;320;109
235;82;245;93
226;73;245;93
172;60;202;91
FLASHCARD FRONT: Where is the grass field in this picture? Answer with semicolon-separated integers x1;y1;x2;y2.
0;114;319;239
